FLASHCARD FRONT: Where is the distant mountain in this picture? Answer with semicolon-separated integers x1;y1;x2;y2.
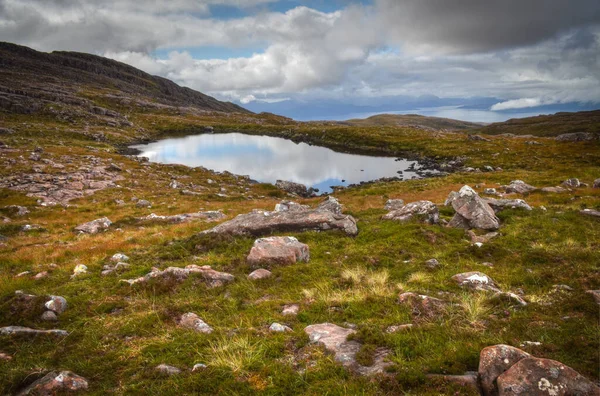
343;113;483;131
0;42;249;117
476;110;600;136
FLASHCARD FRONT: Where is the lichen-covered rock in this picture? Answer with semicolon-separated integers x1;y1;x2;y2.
110;253;129;262
274;200;309;213
425;258;440;269
317;196;343;215
448;186;500;230
247;236;309;268
135;211;225;224
202;202;358;237
74;217;112;234
282;304;300;316
269;322;292;332
275;180;316;197
248;268;272;280
17;371;88;395
40;311;58;321
484;198;532;213
136;199;151;208
452;271;501;292
0;326;68;337
496;357;599;395
479;344;531;396
555;132;597;142
561;178;581;188
179;313;213;333
398;292;446;318
123;265;234;288
45;295;67;314
304;323;358;366
382;200;439;224
503;180;537;194
384;199;404;211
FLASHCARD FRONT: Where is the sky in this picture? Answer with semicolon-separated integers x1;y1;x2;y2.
2;0;600;121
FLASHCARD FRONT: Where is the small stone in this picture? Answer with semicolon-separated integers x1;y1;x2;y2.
385;324;413;333
45;296;68;314
34;271;49;280
248;268;272;280
593;178;600;188
17;371;88;394
0;352;11;361
0;326;68;337
74;217;112;234
384;199;404;211
519;341;541;347
586;290;600;304
72;264;88;277
41;311;58;321
192;363;207;371
424;258;440;269
452;271;500;292
136;200;151;208
155;364;181;375
483;188;497;195
282;304;300;316
179;313;213;333
110;253;129;262
16;271;31;278
269;322;292;332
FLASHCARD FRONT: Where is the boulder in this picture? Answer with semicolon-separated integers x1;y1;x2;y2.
382;200;439;224
123;265;234;288
274;200;310;212
452;271;501;292
304;323;358;367
384;199;405;211
74;217;112;234
179;313;213;333
248;268;272;280
504;180;537;194
247;236;309;268
469;134;491;142
484;198;532;213
0;326;68;337
45;295;67;314
275;180;316;197
135;211;225;224
445;191;459;206
496;357;599;395
317;196;343;215
449;186;500;230
398;292;446;318
541;186;567;193
593;178;600;188
555;132;597;142
17;371;88;395
201;201;358;237
479;344;531;396
561;178;581;188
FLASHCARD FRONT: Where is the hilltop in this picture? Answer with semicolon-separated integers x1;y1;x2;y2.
344;113;482;131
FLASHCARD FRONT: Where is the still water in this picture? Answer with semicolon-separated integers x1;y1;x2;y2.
130;133;422;194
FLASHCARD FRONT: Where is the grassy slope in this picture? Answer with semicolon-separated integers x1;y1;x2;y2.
0;103;599;395
344;114;482;131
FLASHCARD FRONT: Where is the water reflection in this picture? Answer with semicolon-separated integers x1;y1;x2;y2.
131;133;420;193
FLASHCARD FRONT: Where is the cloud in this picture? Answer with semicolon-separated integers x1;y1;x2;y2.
491;98;544;111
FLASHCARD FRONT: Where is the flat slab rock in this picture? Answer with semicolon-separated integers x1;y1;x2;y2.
304;323;392;376
0;326;68;337
382;200;439;224
74;217;112;234
123;265;234;287
17;371;88;395
135;211;225;224
201;198;357;236
496;357;599;396
247;236;309;267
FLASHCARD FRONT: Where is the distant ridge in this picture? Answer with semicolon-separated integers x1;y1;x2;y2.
344;113;482;131
0;41;249;115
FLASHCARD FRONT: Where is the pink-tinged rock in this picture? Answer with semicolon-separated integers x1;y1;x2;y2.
382;200;439;224
179;313;213;333
541;186;567;193
484;198;532;213
304;323;358;367
74;217;112;234
45;295;67;314
497;357;599;396
122;265;234;288
17;371;88;395
452;271;501;292
247;236;309;268
33;271;49;280
0;352;12;361
479;344;531;396
398;292;446;319
449;186;500;230
201;200;358;236
248;268;272;280
282;304;300;316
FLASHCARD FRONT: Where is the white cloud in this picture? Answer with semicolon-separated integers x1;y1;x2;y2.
491;98;544;111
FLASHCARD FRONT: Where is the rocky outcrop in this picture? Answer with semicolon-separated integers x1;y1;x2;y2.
179;313;213;333
479;344;531;396
561;178;581;188
247;236;310;268
123;265;234;288
74;217;112;234
17;371;88;395
382;200;439;224
555;132;597;142
503;180;537;194
496;357;599;395
398;292;446;318
448;186;500;230
484;198;532;213
384;199;404;211
135;211;225;224
201;199;358;237
275;180;316;197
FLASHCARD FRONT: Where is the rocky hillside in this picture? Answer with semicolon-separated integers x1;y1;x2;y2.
0;42;248;120
476;110;600;137
344;114;482;131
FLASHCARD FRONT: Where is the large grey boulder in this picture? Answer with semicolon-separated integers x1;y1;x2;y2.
448;186;500;230
201;200;358;237
382;200;439;224
555;132;597;142
247;236;309;268
496;357;599;395
74;217;112;234
503;180;537;194
479;344;531;396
